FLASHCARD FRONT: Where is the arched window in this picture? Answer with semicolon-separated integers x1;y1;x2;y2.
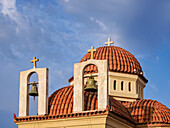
129;82;131;92
113;80;116;90
121;81;123;91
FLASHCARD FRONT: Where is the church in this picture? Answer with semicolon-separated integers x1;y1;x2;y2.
14;38;170;128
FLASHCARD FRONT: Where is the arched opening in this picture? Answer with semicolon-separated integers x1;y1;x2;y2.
121;81;124;91
83;64;98;88
129;82;131;92
83;64;98;111
27;72;38;116
113;80;116;90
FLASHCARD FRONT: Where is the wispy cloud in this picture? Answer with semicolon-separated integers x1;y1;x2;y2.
0;0;28;31
0;1;170;127
148;84;158;92
64;0;70;3
90;17;107;31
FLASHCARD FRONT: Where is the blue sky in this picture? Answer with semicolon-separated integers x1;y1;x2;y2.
0;0;169;127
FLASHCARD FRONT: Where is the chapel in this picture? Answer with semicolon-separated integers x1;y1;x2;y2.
14;38;170;128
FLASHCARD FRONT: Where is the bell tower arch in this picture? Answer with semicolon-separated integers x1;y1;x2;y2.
19;57;49;117
73;47;109;113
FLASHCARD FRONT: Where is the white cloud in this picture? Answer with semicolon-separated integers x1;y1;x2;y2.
148;84;158;92
0;0;28;31
90;17;94;21
90;17;107;31
64;0;70;3
0;0;16;16
0;0;19;23
96;19;107;31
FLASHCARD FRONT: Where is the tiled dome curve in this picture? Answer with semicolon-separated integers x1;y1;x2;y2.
48;86;170;125
81;46;143;75
122;99;170;125
69;46;147;83
48;85;134;123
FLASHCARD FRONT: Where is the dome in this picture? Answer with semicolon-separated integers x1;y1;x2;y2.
48;86;170;125
69;46;147;83
48;85;133;122
122;99;170;125
81;46;142;74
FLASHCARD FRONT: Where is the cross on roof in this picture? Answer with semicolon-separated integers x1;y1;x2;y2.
30;57;39;68
88;47;96;59
105;37;114;46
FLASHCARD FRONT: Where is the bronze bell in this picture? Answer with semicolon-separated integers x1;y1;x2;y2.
84;76;97;92
29;82;38;97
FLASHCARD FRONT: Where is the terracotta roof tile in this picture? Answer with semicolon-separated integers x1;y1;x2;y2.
48;85;133;122
14;86;170;127
69;46;148;83
81;46;143;74
14;110;108;123
121;99;170;125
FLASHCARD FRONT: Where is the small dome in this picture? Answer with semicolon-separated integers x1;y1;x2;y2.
48;86;170;125
122;99;170;124
48;85;133;122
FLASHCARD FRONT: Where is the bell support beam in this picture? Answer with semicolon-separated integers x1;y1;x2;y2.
19;68;48;117
73;59;108;113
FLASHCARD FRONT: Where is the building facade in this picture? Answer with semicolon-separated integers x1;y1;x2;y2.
14;38;170;128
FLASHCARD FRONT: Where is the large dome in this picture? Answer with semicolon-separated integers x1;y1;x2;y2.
69;46;147;82
81;46;142;75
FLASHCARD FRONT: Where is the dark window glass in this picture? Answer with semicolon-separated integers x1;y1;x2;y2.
129;82;131;91
114;80;116;90
121;81;123;90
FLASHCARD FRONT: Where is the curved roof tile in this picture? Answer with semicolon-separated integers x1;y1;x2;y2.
81;46;143;75
49;86;170;125
48;85;133;122
69;46;148;83
122;99;170;124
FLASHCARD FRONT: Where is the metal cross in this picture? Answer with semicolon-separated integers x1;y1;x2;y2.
30;57;39;68
105;37;114;46
88;47;96;59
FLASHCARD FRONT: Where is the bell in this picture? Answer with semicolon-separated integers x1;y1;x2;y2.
84;76;97;92
29;82;38;97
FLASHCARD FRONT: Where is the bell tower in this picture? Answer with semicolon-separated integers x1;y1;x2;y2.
73;47;109;113
19;57;49;117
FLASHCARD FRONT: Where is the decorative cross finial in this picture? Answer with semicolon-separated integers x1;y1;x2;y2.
105;37;114;46
30;57;39;68
88;47;96;59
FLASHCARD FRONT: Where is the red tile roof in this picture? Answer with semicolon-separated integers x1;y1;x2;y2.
48;85;170;125
14;110;108;123
122;99;170;125
69;46;147;83
14;86;170;127
48;85;133;122
82;46;142;74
